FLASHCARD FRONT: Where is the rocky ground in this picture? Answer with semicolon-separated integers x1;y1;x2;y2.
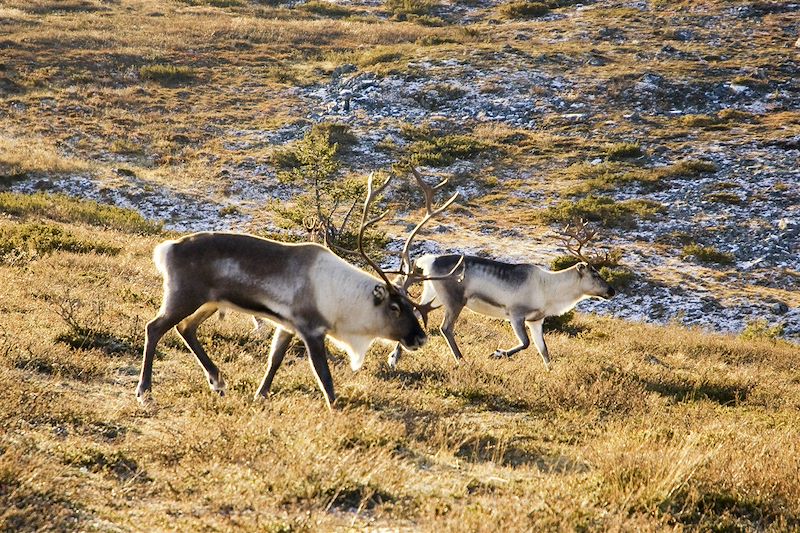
3;0;798;339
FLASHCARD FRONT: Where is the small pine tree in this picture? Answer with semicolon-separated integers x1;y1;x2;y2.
273;129;386;259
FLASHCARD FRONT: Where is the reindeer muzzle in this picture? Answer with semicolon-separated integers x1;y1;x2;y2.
402;332;428;351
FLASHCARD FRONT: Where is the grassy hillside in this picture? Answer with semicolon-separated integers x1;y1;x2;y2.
1;0;798;337
1;196;799;531
1;0;799;530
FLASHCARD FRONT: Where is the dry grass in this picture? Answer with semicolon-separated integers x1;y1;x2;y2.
0;135;92;181
2;1;799;528
0;208;798;530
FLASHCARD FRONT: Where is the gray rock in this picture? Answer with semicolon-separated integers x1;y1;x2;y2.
771;301;789;315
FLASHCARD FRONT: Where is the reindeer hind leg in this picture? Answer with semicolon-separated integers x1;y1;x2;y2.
492;315;530;359
137;298;206;402
176;304;225;395
255;326;294;399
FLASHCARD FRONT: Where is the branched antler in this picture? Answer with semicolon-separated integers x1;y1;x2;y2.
553;218;596;263
357;172;396;289
391;167;465;322
356;168;464;324
551;218;618;267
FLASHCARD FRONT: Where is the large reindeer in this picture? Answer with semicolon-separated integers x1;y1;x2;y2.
387;219;616;369
136;173;455;409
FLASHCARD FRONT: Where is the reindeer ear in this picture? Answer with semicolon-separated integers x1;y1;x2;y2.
577;262;588;274
372;284;388;305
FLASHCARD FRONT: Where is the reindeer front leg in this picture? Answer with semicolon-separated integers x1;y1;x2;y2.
528;319;550;371
300;331;336;410
491;315;530;358
527;319;550;370
387;343;402;368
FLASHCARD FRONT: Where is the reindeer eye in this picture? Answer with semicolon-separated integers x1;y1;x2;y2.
389;302;401;316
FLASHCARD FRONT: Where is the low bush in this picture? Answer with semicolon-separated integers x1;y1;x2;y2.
656;160;716;179
599;266;634;288
411;135;491;167
498;1;550;18
358;47;406;67
385;0;437;18
679;109;756;128
0;192;162;234
681;244;734;265
0;222;120;264
541;195;664;228
739;319;785;341
703;191;743;205
310;122;359;151
606;142;643;161
139;64;197;85
301;1;353;17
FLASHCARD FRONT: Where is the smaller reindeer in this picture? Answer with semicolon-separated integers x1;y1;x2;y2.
387;219;616;369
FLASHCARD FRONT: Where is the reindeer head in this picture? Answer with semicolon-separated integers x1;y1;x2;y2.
575;262;616;300
554;219;616;300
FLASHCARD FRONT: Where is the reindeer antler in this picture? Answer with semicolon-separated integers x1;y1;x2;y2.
552;218;597;264
395;167;461;285
357;169;464;325
357;172;396;290
390;167;465;324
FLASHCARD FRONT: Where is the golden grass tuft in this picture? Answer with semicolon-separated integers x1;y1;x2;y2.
0;136;91;180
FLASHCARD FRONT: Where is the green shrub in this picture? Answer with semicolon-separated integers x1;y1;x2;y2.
384;0;436;17
739;319;785;342
550;254;581;271
703;191;743;205
656;160;716;179
399;123;435;142
405;14;445;26
273;129;387;259
717;108;755;123
599;266;634;288
271;146;302;171
0;192;161;234
139;64;197;85
498;1;550;18
681;244;734;265
0;222;120;264
550;249;623;272
679;109;755;128
272;123;357;171
679;114;718;127
543;310;574;333
606;142;643;161
310;122;358;151
409;134;491;167
301;1;353;18
541;195;664;228
358;47;406;67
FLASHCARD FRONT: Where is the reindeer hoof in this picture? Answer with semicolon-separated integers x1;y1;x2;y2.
209;375;227;396
136;389;152;405
490;350;508;359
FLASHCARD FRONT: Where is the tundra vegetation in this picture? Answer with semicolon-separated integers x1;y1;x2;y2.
1;0;799;530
